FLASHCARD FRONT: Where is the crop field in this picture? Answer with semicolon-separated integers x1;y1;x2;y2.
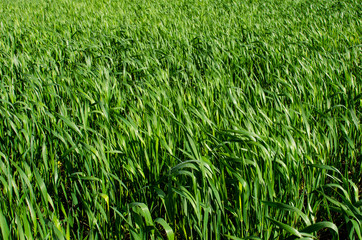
0;0;361;239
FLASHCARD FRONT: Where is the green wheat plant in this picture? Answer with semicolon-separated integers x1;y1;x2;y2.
0;0;360;239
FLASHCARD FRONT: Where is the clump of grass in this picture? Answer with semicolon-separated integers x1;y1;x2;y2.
0;0;360;239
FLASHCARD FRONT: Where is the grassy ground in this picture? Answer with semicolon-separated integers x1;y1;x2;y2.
0;0;361;239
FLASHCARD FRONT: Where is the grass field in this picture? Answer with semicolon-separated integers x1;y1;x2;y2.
0;0;361;239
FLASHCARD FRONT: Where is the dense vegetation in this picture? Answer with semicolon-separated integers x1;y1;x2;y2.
0;0;361;239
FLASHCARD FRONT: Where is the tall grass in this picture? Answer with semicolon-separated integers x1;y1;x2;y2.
0;0;361;239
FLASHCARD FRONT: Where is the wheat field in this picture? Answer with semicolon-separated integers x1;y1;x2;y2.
0;0;361;239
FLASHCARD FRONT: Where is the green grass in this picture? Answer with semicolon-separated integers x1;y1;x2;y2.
0;0;361;239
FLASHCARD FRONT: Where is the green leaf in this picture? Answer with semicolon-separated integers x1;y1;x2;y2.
56;113;83;137
130;202;154;227
155;218;174;240
0;209;10;239
263;201;311;225
267;217;302;238
307;164;342;176
301;221;339;236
